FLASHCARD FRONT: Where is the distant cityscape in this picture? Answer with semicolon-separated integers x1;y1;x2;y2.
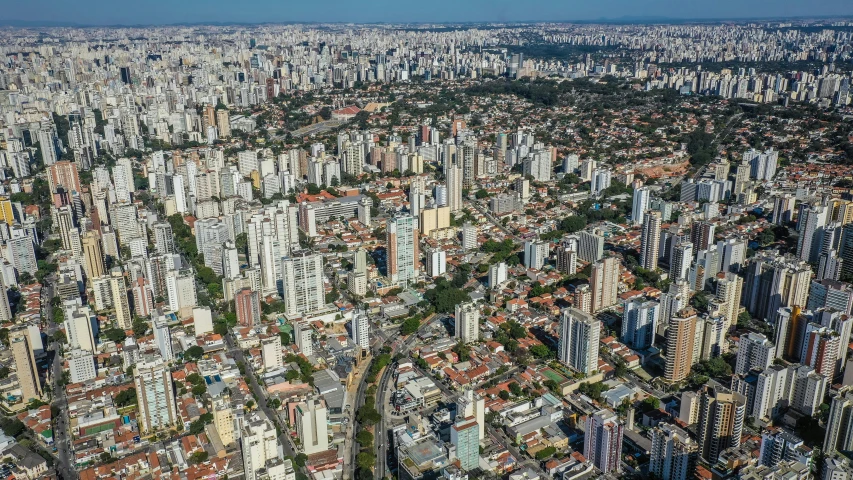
0;16;851;480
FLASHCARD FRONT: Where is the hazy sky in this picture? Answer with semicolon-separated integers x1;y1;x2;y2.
5;0;853;25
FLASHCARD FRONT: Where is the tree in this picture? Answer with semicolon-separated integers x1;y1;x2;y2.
475;189;490;199
294;453;309;467
640;397;660;412
356;430;374;447
356;452;375;470
185;345;205;361
115;388;137;407
189;451;209;464
192;384;207;397
52;330;66;344
102;328;126;343
400;317;421;336
280;332;291;345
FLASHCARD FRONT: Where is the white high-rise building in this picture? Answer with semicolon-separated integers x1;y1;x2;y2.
65;307;96;353
632;187;651;226
524;239;548;270
558;308;600;375
242;417;295;480
282;250;325;316
455;302;479;344
351;308;370;349
456;389;486;442
735;332;775;375
488;262;508;288
296;398;329;455
447;163;463;213
649;423;698;480
261;335;283;371
387;215;419;288
68;349;97;384
153;318;174;361
193;306;213;335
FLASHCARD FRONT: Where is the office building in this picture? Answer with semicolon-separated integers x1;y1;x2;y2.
584;409;623;474
557;308;600;375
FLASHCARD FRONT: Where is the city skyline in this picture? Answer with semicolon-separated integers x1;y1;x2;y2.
3;0;853;26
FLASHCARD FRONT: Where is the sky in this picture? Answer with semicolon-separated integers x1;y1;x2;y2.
4;0;853;26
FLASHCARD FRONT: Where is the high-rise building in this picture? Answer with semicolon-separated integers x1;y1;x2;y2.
351;308;370;349
234;288;261;327
523;239;548;270
10;327;41;402
387;215;419;289
640;211;662;270
797;204;829;263
134;357;177;433
81;231;106;281
807;279;853;315
8;236;37;275
803;326;841;379
488;262;508;288
632;187;651;226
649;423;698;480
455;302;479;344
665;308;698;383
461;222;477;250
109;267;132;329
578;230;604;262
213;399;234;446
715;272;743;333
68;349;97;384
825;386;853;454
670;241;693;281
153;318;173;361
759;429;805;468
0;276;11;322
696;381;746;464
425;247;446;278
153;222;176;254
451;416;480;471
622;299;658;350
447;162;463;213
242;417;294;480
557;308;600;375
295;398;329;455
743;251;812;322
456;389;485;442
556;246;577;275
282;250;325;316
591;257;620;312
690;221;716;252
735;332;775;375
47;160;81;194
65;307;96;353
294;320;313;356
56;205;82;257
772;195;795;225
584;409;623;474
261;335;283;370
